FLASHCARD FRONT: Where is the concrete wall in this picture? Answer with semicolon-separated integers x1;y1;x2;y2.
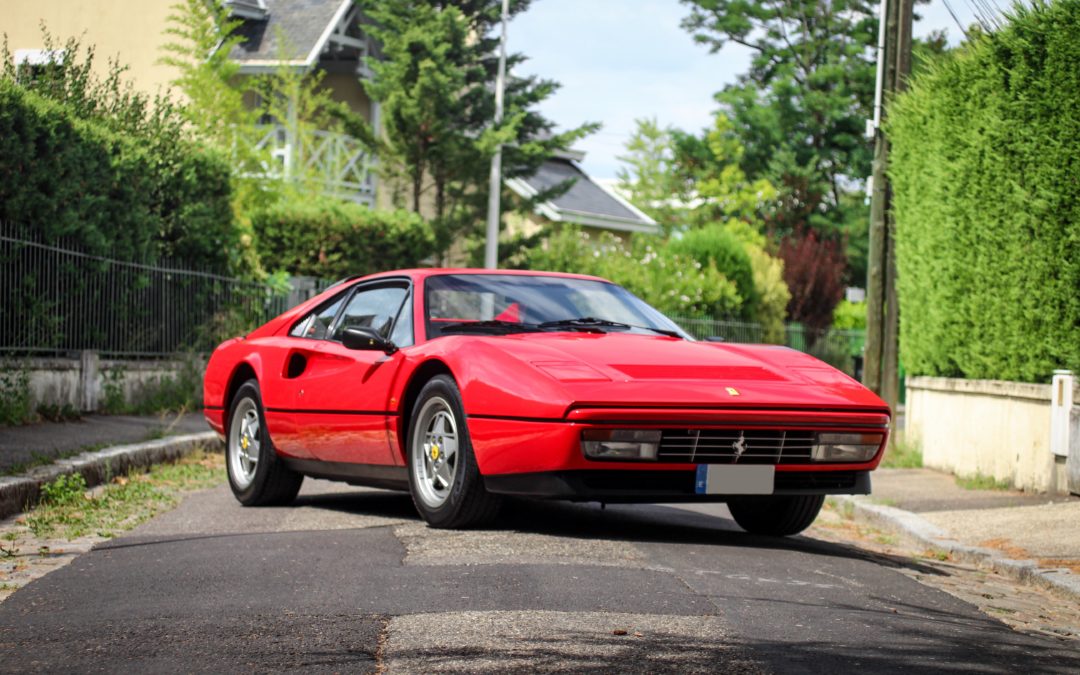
907;376;1078;494
9;353;202;413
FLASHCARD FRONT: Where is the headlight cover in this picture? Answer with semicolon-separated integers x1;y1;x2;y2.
581;429;662;461
812;432;883;462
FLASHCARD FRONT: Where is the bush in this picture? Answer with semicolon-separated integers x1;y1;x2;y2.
0;44;237;271
667;225;757;318
519;228;742;318
832;300;867;331
251;196;438;278
888;0;1080;381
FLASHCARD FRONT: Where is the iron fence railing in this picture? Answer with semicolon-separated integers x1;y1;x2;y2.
0;231;292;358
670;316;866;377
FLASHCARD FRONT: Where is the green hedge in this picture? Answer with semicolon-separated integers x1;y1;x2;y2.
251;197;437;278
888;0;1080;382
0;81;235;269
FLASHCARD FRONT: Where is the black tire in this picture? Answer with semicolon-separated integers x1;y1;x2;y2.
226;379;303;506
727;494;825;536
406;375;501;528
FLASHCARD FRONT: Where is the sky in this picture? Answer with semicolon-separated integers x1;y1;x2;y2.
509;0;999;180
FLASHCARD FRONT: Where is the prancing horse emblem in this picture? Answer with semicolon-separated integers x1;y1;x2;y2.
732;431;747;461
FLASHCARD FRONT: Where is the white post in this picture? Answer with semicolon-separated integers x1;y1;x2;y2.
1051;369;1073;458
483;0;510;270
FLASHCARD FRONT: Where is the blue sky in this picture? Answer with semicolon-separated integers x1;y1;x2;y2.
510;0;991;180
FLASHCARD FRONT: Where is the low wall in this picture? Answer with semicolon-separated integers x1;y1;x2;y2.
906;376;1078;494
4;353;203;413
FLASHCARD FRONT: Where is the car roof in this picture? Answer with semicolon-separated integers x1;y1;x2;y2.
348;268;612;285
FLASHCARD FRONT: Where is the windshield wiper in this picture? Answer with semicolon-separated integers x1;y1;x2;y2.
538;317;682;338
438;320;543;335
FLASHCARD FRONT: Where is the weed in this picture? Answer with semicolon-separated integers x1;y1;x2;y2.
24;449;224;539
839;499;856;520
0;541;18;558
0;364;34;426
955;473;1012;491
101;366;127;414
875;534;899;546
35;402;80;422
880;431;923;468
101;356;204;416
0;583;18;591
923;549;951;561
0;532;17;542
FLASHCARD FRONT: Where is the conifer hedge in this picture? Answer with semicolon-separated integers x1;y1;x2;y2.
888;0;1080;382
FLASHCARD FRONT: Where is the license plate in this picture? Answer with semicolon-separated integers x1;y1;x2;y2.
695;465;775;495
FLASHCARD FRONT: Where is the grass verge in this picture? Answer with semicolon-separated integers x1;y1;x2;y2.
880;431;922;469
23;448;225;540
954;473;1012;491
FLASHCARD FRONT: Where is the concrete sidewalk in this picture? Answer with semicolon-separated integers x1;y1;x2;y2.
0;412;208;474
841;467;1080;600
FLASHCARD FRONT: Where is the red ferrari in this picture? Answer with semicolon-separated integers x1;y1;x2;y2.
203;269;890;535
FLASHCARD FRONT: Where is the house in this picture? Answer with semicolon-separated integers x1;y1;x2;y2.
5;0;654;234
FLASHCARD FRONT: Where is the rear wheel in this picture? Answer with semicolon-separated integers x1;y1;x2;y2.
727;494;825;536
226;379;303;506
407;375;501;528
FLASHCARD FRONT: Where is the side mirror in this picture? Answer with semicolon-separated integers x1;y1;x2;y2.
342;327;397;354
704;336;726;343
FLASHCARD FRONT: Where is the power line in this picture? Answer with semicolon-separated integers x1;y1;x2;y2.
941;0;970;36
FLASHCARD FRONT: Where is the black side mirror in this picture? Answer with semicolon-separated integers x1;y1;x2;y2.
342;327;397;354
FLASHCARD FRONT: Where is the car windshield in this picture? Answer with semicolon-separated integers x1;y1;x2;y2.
424;273;691;340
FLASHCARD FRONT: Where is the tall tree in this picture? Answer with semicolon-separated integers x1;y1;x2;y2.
680;0;881;238
357;0;597;251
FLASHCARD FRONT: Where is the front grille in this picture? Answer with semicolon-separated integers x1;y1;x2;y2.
658;429;815;465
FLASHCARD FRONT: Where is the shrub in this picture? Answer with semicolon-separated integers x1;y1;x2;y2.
251;196;438;278
667;225;757;318
519;228;742;318
888;0;1080;381
0;37;238;271
832;300;867;331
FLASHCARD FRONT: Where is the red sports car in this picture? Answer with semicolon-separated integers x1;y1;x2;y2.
203;269;890;535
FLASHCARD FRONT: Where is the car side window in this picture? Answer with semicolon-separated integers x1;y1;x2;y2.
390;293;414;348
289;294;347;340
331;285;408;342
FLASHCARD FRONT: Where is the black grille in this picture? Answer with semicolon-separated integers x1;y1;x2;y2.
658;429;815;465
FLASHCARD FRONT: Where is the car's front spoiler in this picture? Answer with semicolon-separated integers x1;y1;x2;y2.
483;469;871;502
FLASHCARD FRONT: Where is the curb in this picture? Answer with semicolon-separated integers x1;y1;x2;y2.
835;495;1080;603
0;432;221;520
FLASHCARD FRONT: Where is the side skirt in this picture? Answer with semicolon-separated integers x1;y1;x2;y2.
281;458;409;492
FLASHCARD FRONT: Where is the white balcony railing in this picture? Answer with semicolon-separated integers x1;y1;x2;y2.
252;125;376;206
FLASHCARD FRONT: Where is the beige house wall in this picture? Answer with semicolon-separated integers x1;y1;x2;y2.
906;376;1074;494
4;0;180;99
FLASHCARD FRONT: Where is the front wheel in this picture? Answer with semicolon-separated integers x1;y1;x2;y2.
407;375;501;528
226;379;303;506
727;494;825;536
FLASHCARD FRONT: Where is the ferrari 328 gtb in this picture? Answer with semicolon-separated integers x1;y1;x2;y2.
203;269;890;535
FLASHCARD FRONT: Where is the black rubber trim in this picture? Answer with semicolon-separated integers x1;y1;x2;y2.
281;458;408;491
467;414;567;423
266;408;398;416
483;470;871;502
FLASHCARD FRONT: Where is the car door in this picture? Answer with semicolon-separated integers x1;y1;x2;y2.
292;280;413;466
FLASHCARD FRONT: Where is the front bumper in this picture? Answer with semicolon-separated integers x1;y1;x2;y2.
484;469;871;502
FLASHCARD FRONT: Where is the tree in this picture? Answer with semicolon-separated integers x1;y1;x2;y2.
356;0;597;253
615;118;688;235
680;0;881;238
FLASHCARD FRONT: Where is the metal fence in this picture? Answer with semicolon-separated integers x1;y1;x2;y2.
671;316;866;377
0;232;291;358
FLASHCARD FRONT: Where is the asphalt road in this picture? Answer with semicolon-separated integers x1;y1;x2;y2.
2;480;1077;674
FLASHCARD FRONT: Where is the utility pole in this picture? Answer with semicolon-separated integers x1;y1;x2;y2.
483;0;510;270
864;0;913;411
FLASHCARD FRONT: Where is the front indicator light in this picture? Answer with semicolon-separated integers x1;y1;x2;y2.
582;429;662;461
812;433;883;462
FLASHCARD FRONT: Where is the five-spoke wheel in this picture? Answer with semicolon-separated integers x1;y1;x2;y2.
226;379;303;506
407;375;500;528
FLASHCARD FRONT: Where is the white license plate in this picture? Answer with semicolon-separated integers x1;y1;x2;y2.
695;465;775;495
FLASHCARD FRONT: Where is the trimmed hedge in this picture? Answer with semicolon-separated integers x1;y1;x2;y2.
251;197;437;278
0;81;235;269
888;0;1080;382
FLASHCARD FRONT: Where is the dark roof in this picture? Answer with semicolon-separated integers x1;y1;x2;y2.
513;159;657;232
228;0;346;65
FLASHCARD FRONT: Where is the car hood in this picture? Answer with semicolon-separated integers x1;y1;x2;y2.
481;331;887;412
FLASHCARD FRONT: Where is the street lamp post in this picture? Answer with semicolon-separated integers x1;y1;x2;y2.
483;0;510;270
